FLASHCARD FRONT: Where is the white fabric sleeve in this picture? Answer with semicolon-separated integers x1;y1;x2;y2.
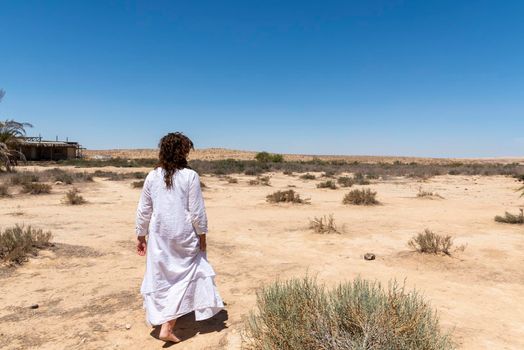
189;172;208;235
135;174;153;236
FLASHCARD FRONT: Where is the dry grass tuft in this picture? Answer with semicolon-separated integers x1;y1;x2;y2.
343;189;379;205
0;183;10;197
408;229;454;255
10;172;39;185
417;187;444;199
337;176;354;187
63;188;86;205
131;180;144;188
309;214;340;234
249;176;271;186
316;180;337;189
266;189;308;204
299;173;316;180
0;225;53;264
21;182;51;194
244;276;454;350
225;176;238;184
494;209;524;224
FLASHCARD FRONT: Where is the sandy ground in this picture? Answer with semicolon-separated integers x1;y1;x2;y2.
84;148;524;164
1;166;523;349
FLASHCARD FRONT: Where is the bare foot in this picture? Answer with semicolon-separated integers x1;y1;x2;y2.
159;332;181;343
159;323;181;343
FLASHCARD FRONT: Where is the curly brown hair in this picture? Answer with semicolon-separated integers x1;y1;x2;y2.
157;132;194;189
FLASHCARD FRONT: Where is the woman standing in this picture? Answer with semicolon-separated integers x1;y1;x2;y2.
135;132;224;343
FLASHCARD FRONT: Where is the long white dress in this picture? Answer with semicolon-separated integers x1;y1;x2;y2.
135;167;224;326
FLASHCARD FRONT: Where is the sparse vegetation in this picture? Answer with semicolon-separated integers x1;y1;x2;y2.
299;173;316;180
10;172;39;185
316;180;337;189
0;183;10;197
249;176;271;186
131;180;144;188
225;176;238;184
244;276;454;350
337;176;354;187
283;170;293;176
309;214;340;234
21;182;51;194
494;209;524;224
343;189;379;205
63;188;86;205
53;157;524;180
417;187;444;199
266;189;308;204
408;229;454;255
0;225;53;264
353;172;371;185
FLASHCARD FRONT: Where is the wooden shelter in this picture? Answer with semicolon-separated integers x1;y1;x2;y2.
18;137;83;161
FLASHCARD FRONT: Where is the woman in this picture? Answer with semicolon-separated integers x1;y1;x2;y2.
135;132;224;343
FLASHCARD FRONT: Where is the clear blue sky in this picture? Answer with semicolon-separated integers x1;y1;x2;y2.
1;1;523;157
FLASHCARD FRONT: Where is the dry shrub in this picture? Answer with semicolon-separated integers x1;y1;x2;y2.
417;187;444;199
244;276;454;350
0;225;53;264
42;168;93;184
343;189;379;205
249;176;271;186
283;170;293;176
10;172;39;185
300;173;315;180
225;176;238;184
494;209;524;224
266;190;308;204
317;180;337;189
337;176;354;187
408;229;454;255
22;182;51;194
200;181;207;189
63;188;86;205
0;184;10;197
353;173;370;185
131;180;144;188
309;214;340;234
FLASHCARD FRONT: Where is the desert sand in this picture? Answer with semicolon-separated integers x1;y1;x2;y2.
85;148;524;165
1;164;523;349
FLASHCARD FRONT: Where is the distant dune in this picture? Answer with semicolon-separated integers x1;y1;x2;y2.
85;148;524;165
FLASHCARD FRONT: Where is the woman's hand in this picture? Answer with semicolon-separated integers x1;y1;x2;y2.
136;236;147;256
199;234;207;252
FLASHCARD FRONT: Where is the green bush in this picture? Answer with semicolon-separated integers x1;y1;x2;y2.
22;182;51;194
408;229;454;255
255;152;284;163
244;276;454;350
317;180;337;189
343;189;379;205
495;209;524;224
266;190;308;204
0;225;53;264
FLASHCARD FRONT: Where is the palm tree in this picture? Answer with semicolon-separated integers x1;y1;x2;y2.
0;90;32;171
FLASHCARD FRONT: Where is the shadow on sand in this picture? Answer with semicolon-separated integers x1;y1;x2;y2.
149;309;229;347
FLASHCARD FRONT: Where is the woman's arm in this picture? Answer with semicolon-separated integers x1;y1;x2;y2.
189;172;208;251
135;174;152;255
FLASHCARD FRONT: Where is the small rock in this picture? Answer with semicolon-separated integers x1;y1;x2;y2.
125;323;132;330
29;304;39;309
364;253;375;261
54;181;64;185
